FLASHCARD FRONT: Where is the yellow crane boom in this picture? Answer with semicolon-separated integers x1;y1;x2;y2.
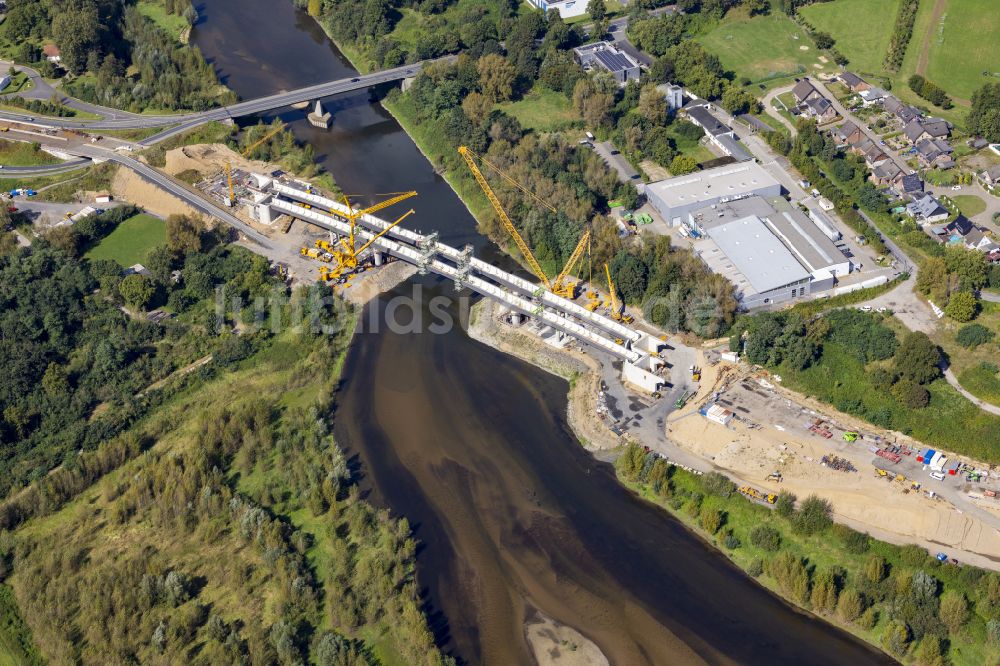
340;191;418;252
552;230;590;298
459;145;551;289
604;263;621;318
224;162;234;205
241;124;285;157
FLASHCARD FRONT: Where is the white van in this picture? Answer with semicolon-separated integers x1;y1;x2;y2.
585;131;595;141
930;472;945;481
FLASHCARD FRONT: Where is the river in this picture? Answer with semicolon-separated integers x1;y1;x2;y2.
192;3;894;664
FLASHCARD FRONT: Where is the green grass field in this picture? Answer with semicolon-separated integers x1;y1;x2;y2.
799;0;900;76
0;139;61;167
952;194;987;217
84;213;165;266
497;87;579;132
697;11;823;83
924;0;1000;100
136;0;190;43
799;0;998;121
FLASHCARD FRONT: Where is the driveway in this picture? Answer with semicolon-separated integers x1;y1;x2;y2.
589;141;641;186
817;79;910;174
928;180;1000;229
761;85;797;135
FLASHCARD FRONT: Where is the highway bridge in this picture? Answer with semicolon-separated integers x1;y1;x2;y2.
0;60;444;140
266;181;666;390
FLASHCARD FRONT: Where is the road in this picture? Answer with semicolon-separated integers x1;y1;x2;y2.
0;159;92;176
0;59;446;134
0;61;141;120
761;85;797;134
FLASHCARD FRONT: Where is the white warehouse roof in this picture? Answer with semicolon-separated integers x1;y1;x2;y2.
645;162;782;209
710;216;811;293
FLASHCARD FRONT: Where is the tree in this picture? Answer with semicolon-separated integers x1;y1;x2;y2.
750;525;782;551
41;363;69;398
916;256;950;304
573;77;613;128
792;494;833;535
956;323;994;349
477;53;517;103
637;84;667;125
775;490;797;518
166;215;204;254
882;619;911;656
669;154;698;175
939;591;969;634
119;274;154;311
766;551;811;603
894;331;941;385
746;0;770;15
461;91;492;126
892;378;930;409
811;569;839;613
968;83;1000;142
944;291;978;322
722;88;759;115
700;506;724;534
913;636;945;666
836;588;865;623
587;0;607;21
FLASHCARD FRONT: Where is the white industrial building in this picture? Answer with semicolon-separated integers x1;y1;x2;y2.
687;196;852;308
645;162;782;226
524;0;587;18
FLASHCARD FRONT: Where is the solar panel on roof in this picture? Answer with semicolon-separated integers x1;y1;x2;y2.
594;50;633;72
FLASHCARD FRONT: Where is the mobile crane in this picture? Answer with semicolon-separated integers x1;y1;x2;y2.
458;145;590;299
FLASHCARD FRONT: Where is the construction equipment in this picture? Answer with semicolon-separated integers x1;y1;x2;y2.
337;191;417;259
874;467;889;478
842;431;859;442
551;230;590;299
324;209;416;281
604;263;623;320
224;162;235;206
689;364;701;382
459;146;592;300
241;124;284;158
739;485;777;504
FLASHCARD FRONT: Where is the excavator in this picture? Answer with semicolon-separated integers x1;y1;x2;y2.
458;145;591;300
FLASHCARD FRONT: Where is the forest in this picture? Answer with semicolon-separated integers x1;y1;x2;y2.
3;0;232;111
0;208;280;500
0;214;451;663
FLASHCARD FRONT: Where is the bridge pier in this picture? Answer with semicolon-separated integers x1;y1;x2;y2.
307;100;331;129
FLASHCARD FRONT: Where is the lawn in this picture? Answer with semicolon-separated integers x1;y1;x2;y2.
923;0;1000;100
952;194;987;217
933;300;1000;406
84;213;166;266
667;123;716;164
697;10;824;84
136;0;190;43
799;0;901;76
0;139;61;166
497;86;579;132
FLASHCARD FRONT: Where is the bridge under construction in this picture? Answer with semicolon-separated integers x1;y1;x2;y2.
258;179;666;392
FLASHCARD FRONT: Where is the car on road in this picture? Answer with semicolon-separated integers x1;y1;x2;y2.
858;305;872;312
951;185;962;190
351;78;360;83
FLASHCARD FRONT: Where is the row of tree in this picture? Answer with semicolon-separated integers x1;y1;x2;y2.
617;443;1000;663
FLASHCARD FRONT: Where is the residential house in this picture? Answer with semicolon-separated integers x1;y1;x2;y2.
979;165;1000;187
903;118;950;145
884;96;918;124
969;138;989;150
804;96;837;121
683;105;751;162
656;83;685;111
838;71;870;93
862;142;890;168
831;121;863;146
899;173;923;196
859;87;888;107
906;194;949;224
961;227;993;252
42;44;60;63
915;138;955;169
871;162;903;188
573;42;641;85
792;79;822;104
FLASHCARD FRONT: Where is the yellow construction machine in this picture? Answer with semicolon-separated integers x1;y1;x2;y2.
223;124;286;206
603;263;633;323
458;146;591;299
322;209;416;283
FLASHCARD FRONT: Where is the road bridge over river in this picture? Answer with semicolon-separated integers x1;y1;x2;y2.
268;181;666;389
0;59;447;143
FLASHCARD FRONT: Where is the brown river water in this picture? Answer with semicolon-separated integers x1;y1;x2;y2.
192;3;894;663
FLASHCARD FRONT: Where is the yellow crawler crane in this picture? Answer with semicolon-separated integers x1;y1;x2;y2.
325;209;416;282
458;146;590;298
337;191;418;257
603;262;634;324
